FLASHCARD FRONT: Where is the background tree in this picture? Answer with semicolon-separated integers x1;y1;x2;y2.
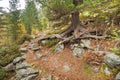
22;0;39;35
36;0;110;38
8;0;21;41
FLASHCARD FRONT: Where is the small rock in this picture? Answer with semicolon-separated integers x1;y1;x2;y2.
48;75;52;80
104;67;111;75
116;72;120;80
31;35;36;39
32;47;40;51
55;44;64;52
21;74;38;80
41;78;47;80
93;67;99;73
16;68;39;78
63;65;71;72
36;52;43;59
104;53;120;69
4;63;15;71
20;48;27;52
13;57;25;64
15;61;30;70
72;47;84;57
70;43;79;50
28;50;34;54
80;39;91;48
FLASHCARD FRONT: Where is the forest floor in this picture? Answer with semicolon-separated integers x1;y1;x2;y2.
19;26;118;80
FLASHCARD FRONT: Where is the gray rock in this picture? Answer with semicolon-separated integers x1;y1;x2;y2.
93;67;99;73
37;53;43;59
4;63;15;71
48;75;52;80
21;74;38;80
72;47;84;57
28;50;34;54
104;67;111;75
116;72;120;80
32;47;40;51
31;35;36;39
55;44;64;52
41;75;52;80
13;57;25;64
20;48;27;52
16;68;39;78
15;61;30;70
41;78;47;80
63;65;71;72
104;53;120;69
70;44;79;50
80;39;91;48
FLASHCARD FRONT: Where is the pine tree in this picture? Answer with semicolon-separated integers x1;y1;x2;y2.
8;0;20;41
22;0;38;35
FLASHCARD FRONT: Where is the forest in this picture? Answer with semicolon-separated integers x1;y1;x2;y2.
0;0;120;80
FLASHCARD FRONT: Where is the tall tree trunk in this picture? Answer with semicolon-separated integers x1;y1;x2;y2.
61;0;84;37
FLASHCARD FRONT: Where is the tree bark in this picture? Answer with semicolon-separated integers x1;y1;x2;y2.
61;0;84;38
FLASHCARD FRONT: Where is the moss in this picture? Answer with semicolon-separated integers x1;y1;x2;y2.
111;68;118;74
39;39;59;47
0;66;7;80
84;63;92;74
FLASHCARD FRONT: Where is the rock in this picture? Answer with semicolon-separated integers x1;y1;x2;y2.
15;61;30;70
41;40;47;45
13;57;25;64
41;75;52;80
104;67;111;75
48;75;52;80
104;53;120;69
21;74;38;80
28;50;34;54
63;65;71;72
35;51;43;59
20;48;27;52
31;35;36;39
70;43;79;50
4;63;15;71
116;72;120;80
41;78;47;80
93;67;99;73
32;47;40;51
72;47;84;57
55;44;64;52
16;68;39;78
80;39;91;48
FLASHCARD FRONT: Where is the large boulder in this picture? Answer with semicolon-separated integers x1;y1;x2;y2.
103;53;120;69
116;72;120;80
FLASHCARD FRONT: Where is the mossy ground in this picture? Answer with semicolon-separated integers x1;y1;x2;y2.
0;44;21;80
